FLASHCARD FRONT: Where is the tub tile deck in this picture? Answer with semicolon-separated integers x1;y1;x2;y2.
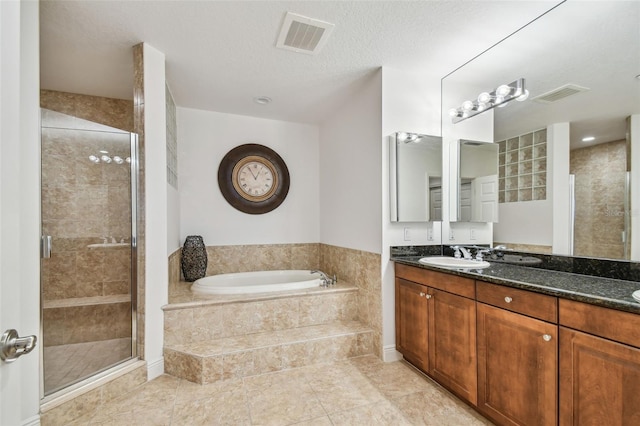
164;321;373;384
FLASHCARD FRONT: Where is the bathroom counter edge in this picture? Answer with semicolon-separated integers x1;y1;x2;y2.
391;256;640;315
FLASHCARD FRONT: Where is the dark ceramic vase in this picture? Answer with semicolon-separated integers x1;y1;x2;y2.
181;235;207;282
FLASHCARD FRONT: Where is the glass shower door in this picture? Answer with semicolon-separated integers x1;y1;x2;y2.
40;109;136;396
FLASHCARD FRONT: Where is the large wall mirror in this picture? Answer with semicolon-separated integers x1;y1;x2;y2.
442;1;639;261
390;132;443;222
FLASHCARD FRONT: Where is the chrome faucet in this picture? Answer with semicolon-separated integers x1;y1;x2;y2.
452;246;473;260
311;270;336;287
475;249;492;261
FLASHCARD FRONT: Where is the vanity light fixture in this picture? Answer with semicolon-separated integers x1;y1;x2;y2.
449;78;529;124
397;132;423;144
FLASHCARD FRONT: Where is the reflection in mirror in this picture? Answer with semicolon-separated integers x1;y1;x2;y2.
458;140;499;222
442;1;640;260
390;132;442;222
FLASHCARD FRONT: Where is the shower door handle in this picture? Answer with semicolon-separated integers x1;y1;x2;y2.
1;329;37;363
41;235;52;258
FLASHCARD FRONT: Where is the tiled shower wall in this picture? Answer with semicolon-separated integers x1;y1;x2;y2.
41;91;134;346
168;243;383;358
570;139;627;259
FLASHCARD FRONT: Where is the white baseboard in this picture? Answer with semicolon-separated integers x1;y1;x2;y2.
147;357;164;381
383;345;403;362
22;415;40;426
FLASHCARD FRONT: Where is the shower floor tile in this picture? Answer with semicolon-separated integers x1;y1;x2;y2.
44;338;132;394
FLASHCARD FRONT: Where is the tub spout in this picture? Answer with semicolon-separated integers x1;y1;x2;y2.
311;270;335;286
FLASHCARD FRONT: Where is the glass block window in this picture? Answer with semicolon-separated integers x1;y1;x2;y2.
498;128;546;203
166;84;178;188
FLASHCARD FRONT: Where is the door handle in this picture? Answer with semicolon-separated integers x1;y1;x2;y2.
1;329;37;363
41;235;52;258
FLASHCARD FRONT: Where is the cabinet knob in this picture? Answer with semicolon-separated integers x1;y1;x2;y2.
504;296;513;303
542;334;552;342
425;294;432;300
419;292;425;297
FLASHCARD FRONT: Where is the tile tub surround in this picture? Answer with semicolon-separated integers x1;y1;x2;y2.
392;256;640;315
40;356;490;426
163;283;373;384
170;242;384;357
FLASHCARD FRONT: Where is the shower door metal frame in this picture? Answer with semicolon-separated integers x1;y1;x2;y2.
38;120;140;401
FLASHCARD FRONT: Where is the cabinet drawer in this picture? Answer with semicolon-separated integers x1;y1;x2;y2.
395;263;475;299
476;281;557;323
559;299;640;348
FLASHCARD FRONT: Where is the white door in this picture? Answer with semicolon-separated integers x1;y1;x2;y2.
0;1;41;424
472;174;499;222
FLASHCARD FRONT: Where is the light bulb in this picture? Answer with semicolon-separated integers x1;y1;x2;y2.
101;155;112;163
113;156;124;164
516;89;530;102
125;157;131;164
397;132;408;142
494;95;504;105
89;155;100;163
476;102;487;112
461;100;475;111
448;108;459;117
496;84;512;97
477;92;491;104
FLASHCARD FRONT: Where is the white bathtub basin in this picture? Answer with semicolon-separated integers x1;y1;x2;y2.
419;256;490;269
191;270;323;295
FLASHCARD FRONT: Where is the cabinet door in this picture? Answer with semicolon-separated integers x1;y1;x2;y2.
428;288;477;405
395;278;428;371
560;327;640;425
477;303;557;426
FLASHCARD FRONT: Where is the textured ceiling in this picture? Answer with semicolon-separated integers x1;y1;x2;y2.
40;0;560;124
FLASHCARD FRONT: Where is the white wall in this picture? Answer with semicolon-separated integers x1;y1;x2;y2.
549;123;571;255
142;43;168;380
167;184;180;253
318;70;383;254
380;67;441;360
178;108;320;246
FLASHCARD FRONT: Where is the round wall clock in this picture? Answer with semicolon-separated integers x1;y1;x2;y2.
218;144;290;214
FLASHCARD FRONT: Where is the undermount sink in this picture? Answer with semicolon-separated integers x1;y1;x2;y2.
419;256;490;269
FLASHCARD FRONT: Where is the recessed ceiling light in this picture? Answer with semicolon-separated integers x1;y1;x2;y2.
254;96;272;105
582;136;595;142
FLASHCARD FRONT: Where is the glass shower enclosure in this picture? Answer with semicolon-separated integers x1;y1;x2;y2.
40;109;137;396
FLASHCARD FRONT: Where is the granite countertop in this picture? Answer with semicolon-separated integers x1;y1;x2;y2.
392;256;640;315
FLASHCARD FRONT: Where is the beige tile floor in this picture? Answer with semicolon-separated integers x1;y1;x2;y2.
68;355;493;425
44;338;132;394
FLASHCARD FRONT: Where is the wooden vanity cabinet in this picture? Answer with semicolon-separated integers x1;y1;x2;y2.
559;299;640;425
395;264;477;404
395;278;429;371
476;281;558;426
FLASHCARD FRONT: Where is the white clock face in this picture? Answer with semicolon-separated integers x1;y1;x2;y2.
238;161;273;197
232;156;279;202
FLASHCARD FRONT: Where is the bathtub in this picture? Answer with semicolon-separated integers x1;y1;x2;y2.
191;270;323;295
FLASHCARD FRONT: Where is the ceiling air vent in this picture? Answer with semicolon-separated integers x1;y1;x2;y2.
532;84;590;104
276;12;334;55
